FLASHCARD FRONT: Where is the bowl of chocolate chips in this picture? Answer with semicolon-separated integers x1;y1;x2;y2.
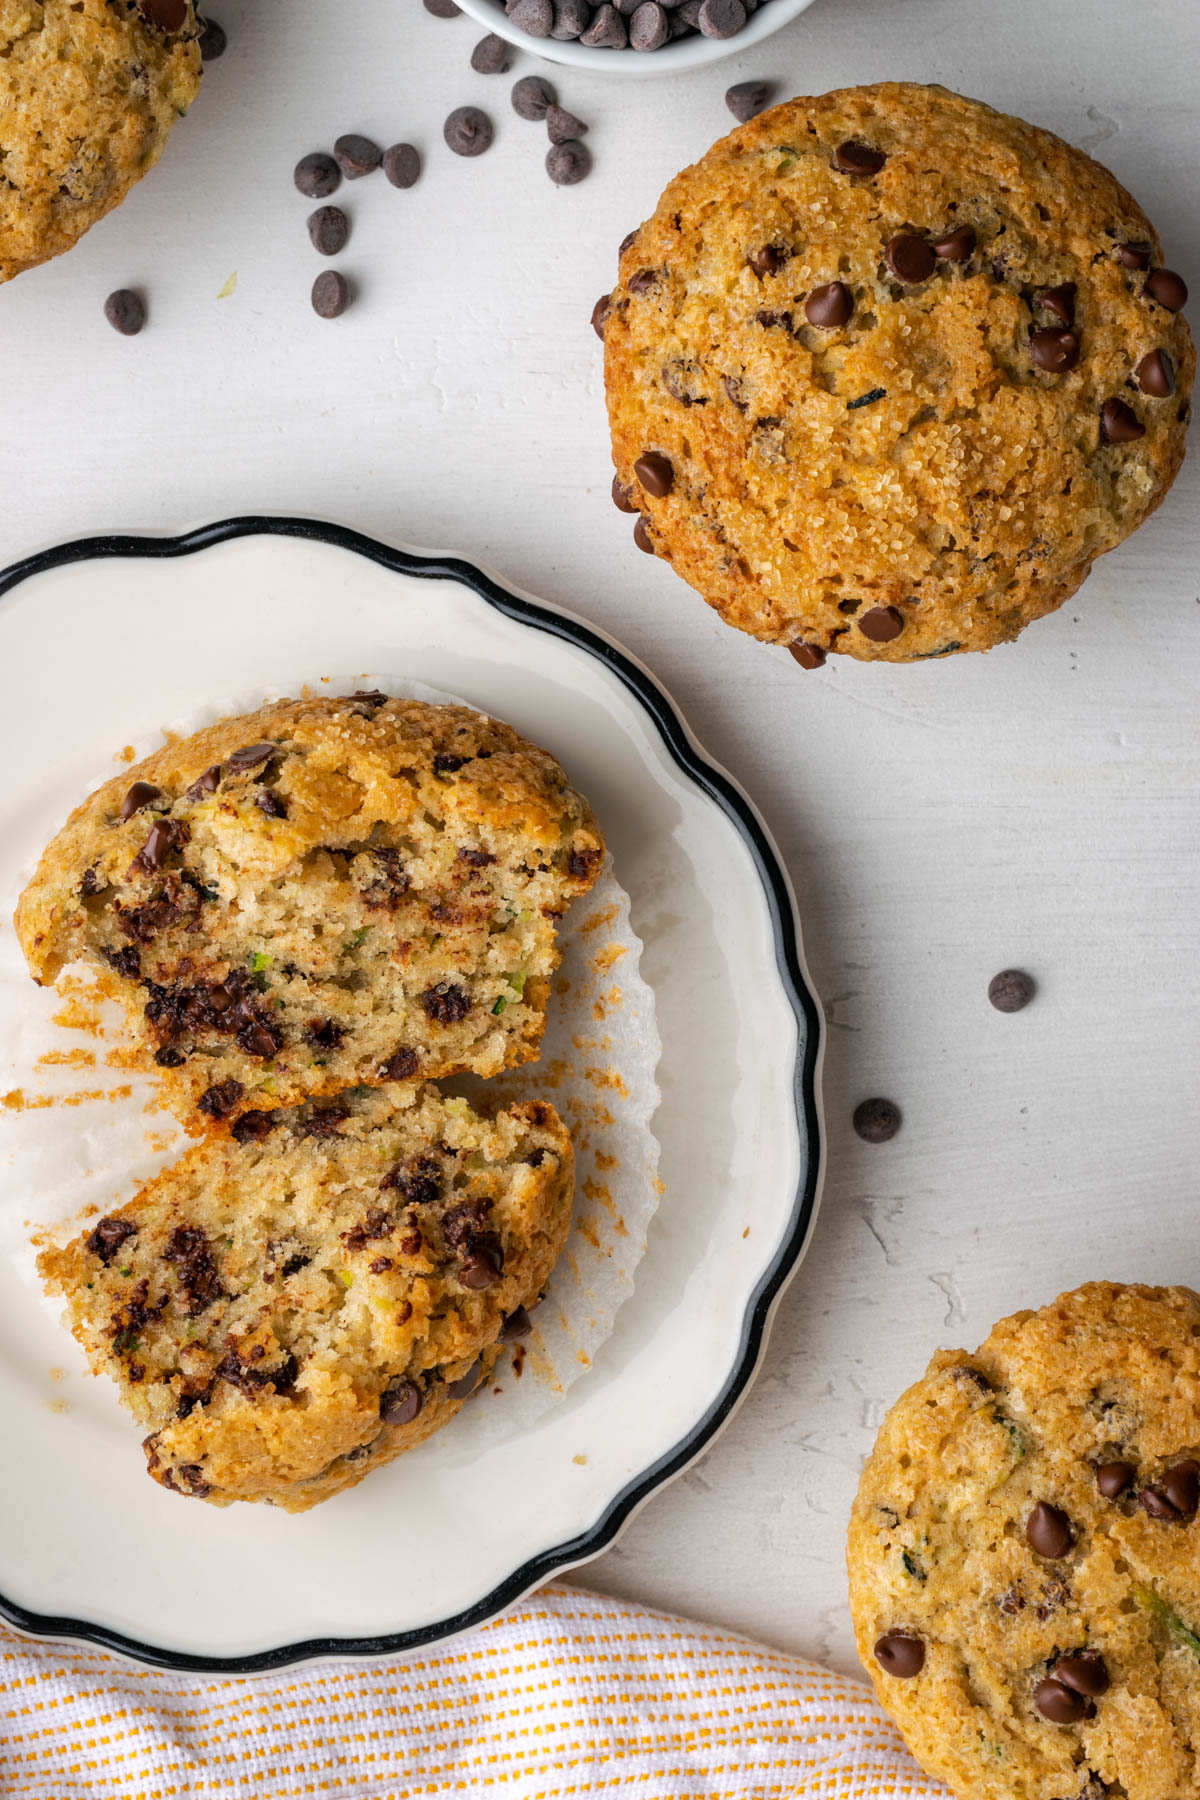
452;0;819;73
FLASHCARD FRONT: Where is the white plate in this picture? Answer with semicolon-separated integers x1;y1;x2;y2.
0;519;822;1672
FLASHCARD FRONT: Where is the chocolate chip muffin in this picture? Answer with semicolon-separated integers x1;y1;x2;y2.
39;1085;573;1510
847;1283;1200;1800
602;84;1194;664
15;693;604;1132
0;0;202;285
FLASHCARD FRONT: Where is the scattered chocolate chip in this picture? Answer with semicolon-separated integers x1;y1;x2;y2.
1140;1485;1181;1520
307;205;349;256
382;143;421;189
197;15;226;57
186;764;221;800
444;105;494;157
580;4;627;44
853;1097;901;1143
547;140;591;185
1136;349;1176;397
104;289;146;336
333;134;382;180
1095;1459;1135;1499
197;1078;244;1122
933;226;975;263
447;1358;483;1400
120;781;163;822
858;605;904;642
501;1306;533;1340
1037;283;1076;326
612;475;637;512
256;788;287;819
1145;268;1188;312
1116;241;1152;270
510;0;553;30
312;270;351;318
232;1110;276;1144
788;641;826;670
874;1632;924;1678
512;75;556;119
749;245;785;276
1030;328;1080;373
1162;1460;1200;1515
634;451;673;497
86;1216;137;1265
726;80;771;122
420;981;472;1024
1034;1678;1089;1724
378;1047;420;1080
886;233;936;285
834;141;886;176
1026;1502;1075;1559
803;280;853;329
988;969;1035;1013
380;1378;423;1425
591;294;611;339
138;0;186;28
1055;1653;1109;1698
1100;398;1145;443
128;820;176;877
545;105;588;144
226;742;276;772
628;267;659;296
294;153;340;200
471;31;512;70
459;1249;503;1289
155;1045;186;1068
633;516;654;554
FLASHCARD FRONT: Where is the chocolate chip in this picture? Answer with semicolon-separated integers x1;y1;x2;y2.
1037;283;1076;325
294;153;341;200
197;1078;244;1121
1160;1459;1200;1516
612;475;637;512
804;281;853;329
1145;268;1188;312
186;765;221;800
138;0;186;28
333;134;382;180
86;1216;137;1265
547;141;591;186
633;517;655;554
634;451;673;497
628;267;659;295
545;105;587;145
444;106;494;157
104;289;146;336
788;642;826;670
1034;1678;1089;1724
1055;1653;1109;1698
853;1097;901;1143
447;1358;483;1400
1026;1502;1075;1559
378;1047;420;1080
312;270;351;318
988;969;1035;1013
552;0;591;37
1030;328;1080;373
1095;1459;1135;1499
512;75;556;119
382;143;421;189
726;80;771;122
592;294;611;339
424;0;461;13
580;3;627;43
128;820;175;876
155;1045;186;1068
1135;349;1176;397
834;141;886;176
1116;241;1152;270
420;981;471;1024
120;781;163;822
509;0;553;30
226;742;276;772
749;245;786;276
307;205;349;256
885;234;936;284
197;15;226;57
859;605;904;642
873;1632;924;1678
933;226;975;263
628;1;669;47
697;0;744;35
379;1379;423;1425
1140;1485;1182;1520
459;1249;503;1289
1101;398;1145;443
471;31;512;70
500;1306;533;1340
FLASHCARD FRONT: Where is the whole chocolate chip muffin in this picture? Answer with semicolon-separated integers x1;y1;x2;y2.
847;1283;1200;1800
0;0;202;285
602;84;1194;664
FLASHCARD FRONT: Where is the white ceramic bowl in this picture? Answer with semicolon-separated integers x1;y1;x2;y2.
455;0;818;76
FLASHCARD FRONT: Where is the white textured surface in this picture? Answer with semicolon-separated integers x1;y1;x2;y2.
1;0;1197;1678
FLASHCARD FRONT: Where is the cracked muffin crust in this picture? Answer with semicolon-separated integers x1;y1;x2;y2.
15;693;604;1132
38;1086;574;1510
0;0;202;284
602;83;1194;663
848;1283;1200;1800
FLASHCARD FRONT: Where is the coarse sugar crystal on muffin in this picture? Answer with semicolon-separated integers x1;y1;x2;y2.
847;1282;1200;1800
0;0;203;285
602;83;1194;664
15;694;604;1132
38;1085;574;1509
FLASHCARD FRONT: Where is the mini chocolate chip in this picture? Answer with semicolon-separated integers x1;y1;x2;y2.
634;451;673;497
121;781;163;822
447;1358;483;1400
612;475;637;512
874;1632;924;1677
1162;1459;1200;1516
1136;349;1176;397
138;0;186;28
444;106;494;157
853;1097;901;1143
512;75;556;119
197;15;226;57
1037;283;1077;325
1116;241;1152;270
1055;1653;1109;1698
697;0;745;36
788;641;826;670
471;31;511;70
1101;398;1145;443
933;226;975;263
1145;268;1188;312
834;141;886;176
1034;1678;1089;1724
1030;328;1080;373
104;288;146;337
186;765;221;800
510;0;553;30
380;1378;423;1424
726;80;771;122
500;1306;533;1340
988;969;1035;1012
804;281;853;328
382;143;421;189
1095;1459;1135;1499
307;205;349;256
547;141;591;186
546;105;588;144
859;605;904;642
334;134;382;180
629;2;669;48
459;1250;502;1289
294;153;341;200
633;517;655;554
312;270;351;318
226;742;276;771
1026;1502;1075;1559
749;245;785;276
886;234;936;284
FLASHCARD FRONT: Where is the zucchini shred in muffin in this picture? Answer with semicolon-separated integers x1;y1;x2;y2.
38;1086;574;1509
16;693;604;1132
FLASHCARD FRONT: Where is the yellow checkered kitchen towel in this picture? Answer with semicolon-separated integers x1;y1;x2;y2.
0;1583;948;1799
